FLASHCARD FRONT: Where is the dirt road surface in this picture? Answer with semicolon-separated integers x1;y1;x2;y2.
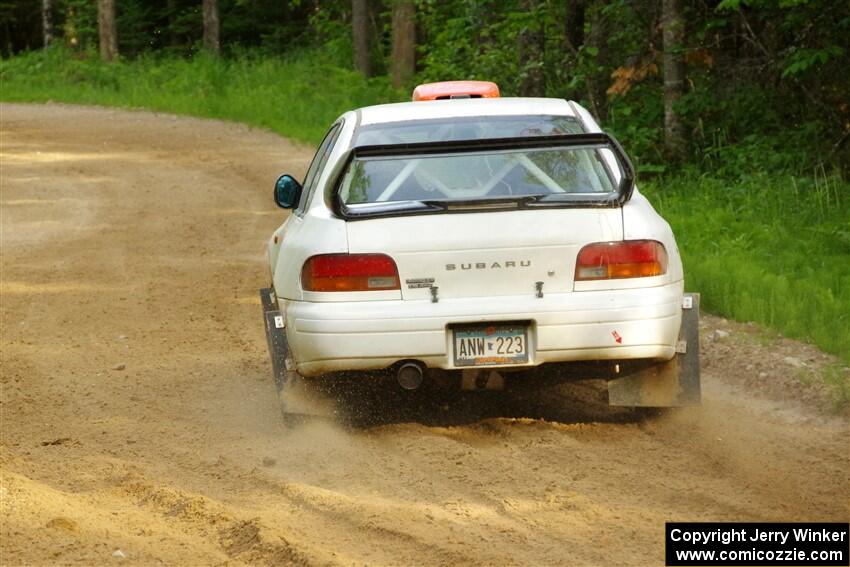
1;103;848;566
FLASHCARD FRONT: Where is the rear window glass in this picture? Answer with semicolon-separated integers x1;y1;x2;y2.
353;115;582;146
338;145;616;206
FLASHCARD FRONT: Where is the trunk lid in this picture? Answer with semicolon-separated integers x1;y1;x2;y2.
346;208;623;300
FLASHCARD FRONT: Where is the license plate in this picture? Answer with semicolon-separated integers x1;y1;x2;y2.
453;324;529;367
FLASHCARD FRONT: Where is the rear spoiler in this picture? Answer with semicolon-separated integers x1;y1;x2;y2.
330;133;636;220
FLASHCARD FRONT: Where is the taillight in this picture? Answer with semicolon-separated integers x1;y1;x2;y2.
301;254;400;292
575;240;668;281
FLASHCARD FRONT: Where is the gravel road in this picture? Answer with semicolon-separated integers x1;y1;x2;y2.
1;103;847;566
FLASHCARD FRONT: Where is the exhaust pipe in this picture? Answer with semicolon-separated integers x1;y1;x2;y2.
397;362;424;390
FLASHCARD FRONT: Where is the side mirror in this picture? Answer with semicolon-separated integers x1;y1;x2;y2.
274;174;302;209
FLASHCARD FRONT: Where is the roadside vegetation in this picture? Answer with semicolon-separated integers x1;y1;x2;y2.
644;172;848;364
1;1;848;375
0;48;399;143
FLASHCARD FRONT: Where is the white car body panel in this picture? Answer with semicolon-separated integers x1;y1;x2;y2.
284;282;682;376
268;98;684;377
357;97;577;127
345;208;623;300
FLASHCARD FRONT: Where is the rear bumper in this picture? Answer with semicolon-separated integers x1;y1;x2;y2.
282;281;684;376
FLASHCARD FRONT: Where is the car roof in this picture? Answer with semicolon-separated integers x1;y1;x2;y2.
356;97;577;126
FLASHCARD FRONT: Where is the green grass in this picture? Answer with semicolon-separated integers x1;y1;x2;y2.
822;364;850;411
0;47;404;145
643;170;850;363
2;48;849;364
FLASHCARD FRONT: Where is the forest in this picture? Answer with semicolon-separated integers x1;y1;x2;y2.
2;0;848;170
1;0;849;373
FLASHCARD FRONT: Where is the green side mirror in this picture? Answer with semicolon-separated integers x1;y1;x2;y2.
274;174;302;209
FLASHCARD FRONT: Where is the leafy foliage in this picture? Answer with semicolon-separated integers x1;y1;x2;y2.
2;0;847;171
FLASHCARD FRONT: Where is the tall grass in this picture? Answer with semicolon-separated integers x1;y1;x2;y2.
643;171;849;362
0;47;403;144
2;48;848;363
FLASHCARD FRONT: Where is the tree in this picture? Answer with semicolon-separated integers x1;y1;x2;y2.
563;1;607;119
564;0;585;54
202;0;220;54
42;0;53;48
390;0;415;88
662;0;687;159
352;0;371;76
97;0;117;61
584;1;609;120
518;0;544;96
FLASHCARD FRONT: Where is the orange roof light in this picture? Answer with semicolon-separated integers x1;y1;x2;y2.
411;81;500;101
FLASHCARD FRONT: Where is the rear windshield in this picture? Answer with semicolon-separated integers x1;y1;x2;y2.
354;115;583;146
338;144;618;207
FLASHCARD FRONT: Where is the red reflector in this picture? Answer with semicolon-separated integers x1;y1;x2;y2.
575;240;668;281
412;81;500;101
302;254;400;292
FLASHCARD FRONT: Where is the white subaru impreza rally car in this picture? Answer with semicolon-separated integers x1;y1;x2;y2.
261;81;700;420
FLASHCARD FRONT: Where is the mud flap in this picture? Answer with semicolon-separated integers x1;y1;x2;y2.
260;288;333;424
260;287;289;393
607;293;701;407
